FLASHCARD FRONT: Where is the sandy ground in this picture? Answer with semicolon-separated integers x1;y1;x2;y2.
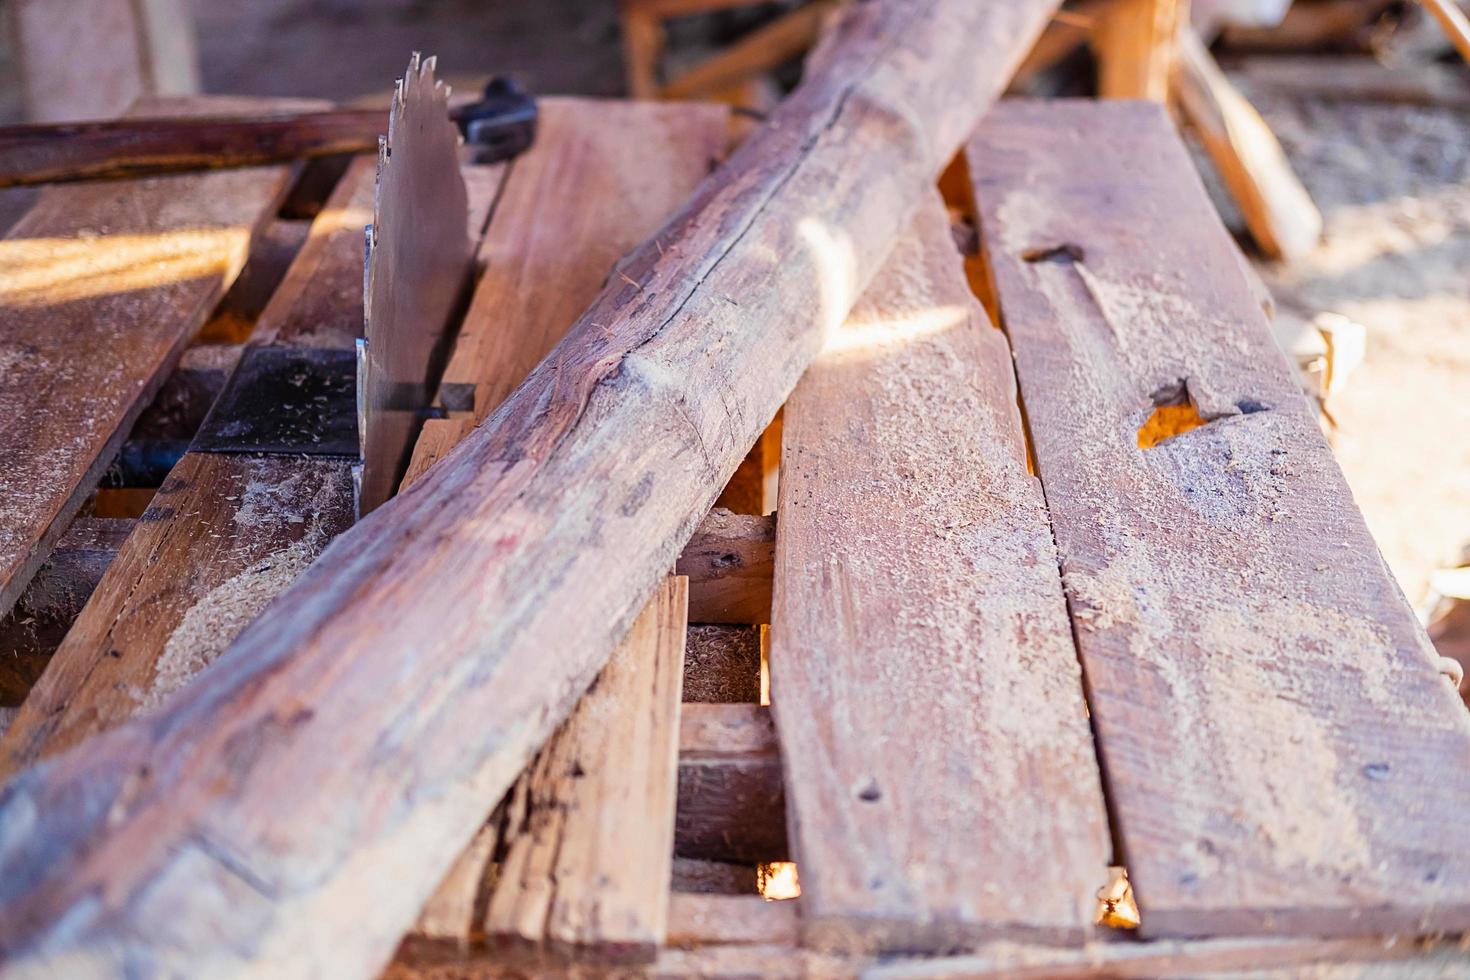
1227;81;1470;605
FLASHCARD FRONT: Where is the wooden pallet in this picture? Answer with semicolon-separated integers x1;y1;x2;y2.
0;91;1467;977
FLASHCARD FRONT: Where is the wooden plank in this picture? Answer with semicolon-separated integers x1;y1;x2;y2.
1094;0;1182;100
968;99;1470;938
484;578;688;962
0;518;131;704
667;894;799;947
0;101;299;621
434;97;728;426
1175;27;1323;262
770;194;1110;952
0;6;1061;973
0;453;355;776
676;509;774;625
677;702;787;863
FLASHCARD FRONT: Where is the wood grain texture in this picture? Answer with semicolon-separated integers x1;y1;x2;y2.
1094;0;1181;101
485;578;688;962
0;453;354;777
676;509;774;625
0;5;1059;973
770;194;1110;952
0;102;296;620
968;99;1470;938
436;97;728;425
0;518;131;704
677;703;787;863
666;893;799;947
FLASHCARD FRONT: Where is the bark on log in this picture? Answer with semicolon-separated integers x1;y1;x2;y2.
0;1;1059;976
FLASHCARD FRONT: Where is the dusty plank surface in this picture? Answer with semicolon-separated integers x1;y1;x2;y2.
0;5;1060;974
484;578;687;962
968;99;1470;938
0;134;293;619
0;453;354;777
676;509;774;625
666;894;799;947
435;97;727;424
770;194;1110;952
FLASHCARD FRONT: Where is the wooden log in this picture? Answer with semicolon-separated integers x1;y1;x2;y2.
483;579;687;962
0;96;312;624
1174;27;1323;262
430;98;727;426
968;99;1470;938
0;4;1060;975
770;194;1110;953
0;110;392;188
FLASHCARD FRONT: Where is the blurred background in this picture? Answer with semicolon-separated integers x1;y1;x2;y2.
1;0;1467;661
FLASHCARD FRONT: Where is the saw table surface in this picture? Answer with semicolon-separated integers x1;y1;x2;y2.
0;92;1466;978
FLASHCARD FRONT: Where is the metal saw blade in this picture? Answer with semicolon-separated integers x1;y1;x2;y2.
357;52;473;516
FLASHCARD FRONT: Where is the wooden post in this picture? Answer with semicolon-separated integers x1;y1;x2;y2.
1094;0;1183;100
0;1;1060;975
8;0;201;122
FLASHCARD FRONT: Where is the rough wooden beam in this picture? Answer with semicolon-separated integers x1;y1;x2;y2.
676;509;774;625
0;3;1060;974
676;703;787;863
1094;0;1183;100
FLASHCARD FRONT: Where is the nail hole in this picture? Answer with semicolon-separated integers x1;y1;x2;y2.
1022;243;1084;264
856;779;882;802
1138;381;1206;449
1236;398;1269;414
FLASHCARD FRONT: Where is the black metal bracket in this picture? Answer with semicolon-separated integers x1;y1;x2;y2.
192;345;359;457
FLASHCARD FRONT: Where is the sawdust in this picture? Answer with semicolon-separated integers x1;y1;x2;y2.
145;465;347;709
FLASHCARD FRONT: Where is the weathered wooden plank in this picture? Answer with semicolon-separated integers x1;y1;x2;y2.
968;99;1470;938
677;509;775;625
0;101;299;620
666;893;799;947
0;453;355;776
434;97;727;424
484;578;687;962
770;194;1110;952
0;5;1060;974
0;518;131;704
677;702;787;863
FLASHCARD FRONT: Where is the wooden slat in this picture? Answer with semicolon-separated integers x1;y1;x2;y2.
433;97;727;426
677;702;787;863
484;578;688;962
666;893;799;947
770;194;1111;952
0;132;295;619
676;509;774;625
0;518;132;704
0;454;355;775
0;5;1060;971
968;99;1470;938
